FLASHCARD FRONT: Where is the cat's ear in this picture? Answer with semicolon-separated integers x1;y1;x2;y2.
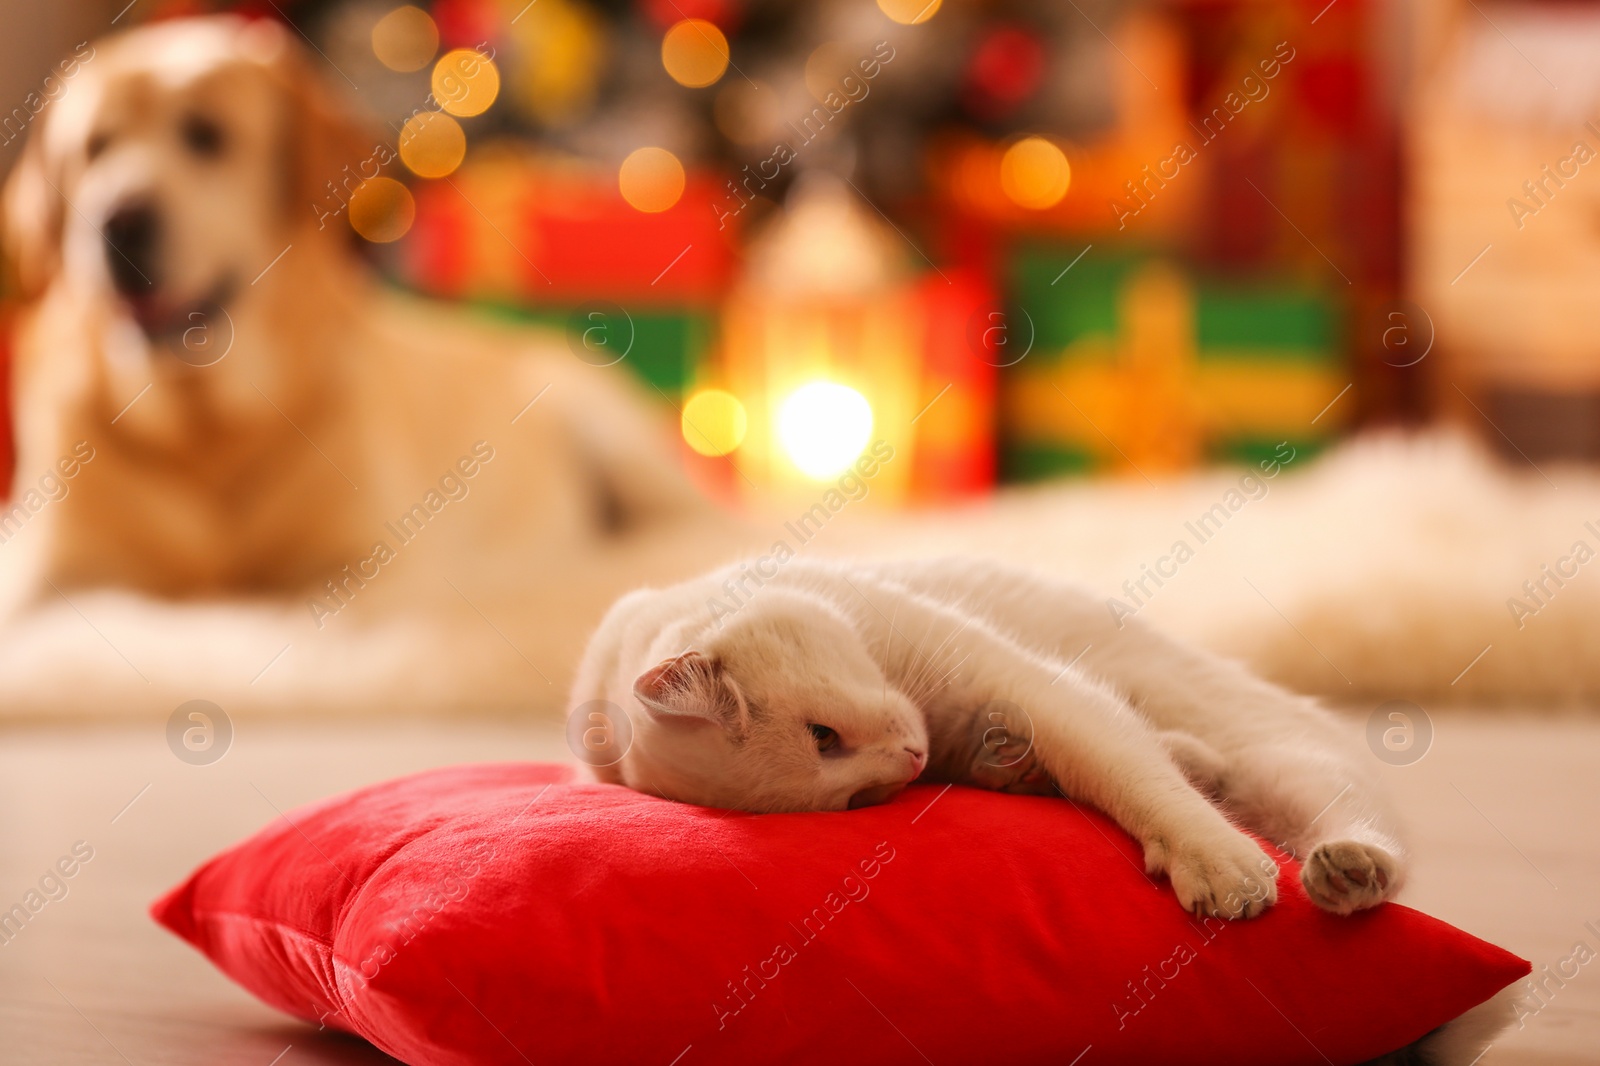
633;651;747;732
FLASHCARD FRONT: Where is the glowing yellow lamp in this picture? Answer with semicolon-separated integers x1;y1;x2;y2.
777;382;874;479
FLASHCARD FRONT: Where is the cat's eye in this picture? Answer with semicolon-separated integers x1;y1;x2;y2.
808;724;840;753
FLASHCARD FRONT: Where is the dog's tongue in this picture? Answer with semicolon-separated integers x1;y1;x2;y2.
122;279;234;347
126;293;221;346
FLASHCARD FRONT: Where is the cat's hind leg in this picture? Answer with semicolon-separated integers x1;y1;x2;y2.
1156;730;1228;795
1218;742;1405;915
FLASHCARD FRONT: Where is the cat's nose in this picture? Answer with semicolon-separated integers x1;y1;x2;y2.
904;747;927;777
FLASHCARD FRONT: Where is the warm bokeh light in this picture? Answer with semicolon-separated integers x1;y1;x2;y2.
618;147;686;213
432;49;500;118
714;79;775;144
1000;136;1071;210
371;6;438;73
507;0;605;126
778;382;874;479
399;111;466;179
681;389;748;456
803;42;855;103
348;177;415;242
877;0;942;25
662;19;730;89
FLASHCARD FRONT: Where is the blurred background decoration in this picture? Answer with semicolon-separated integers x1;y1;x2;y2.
5;0;1453;505
1413;3;1600;461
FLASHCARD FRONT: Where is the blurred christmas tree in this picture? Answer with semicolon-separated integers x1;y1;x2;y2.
133;0;1398;492
149;0;1111;227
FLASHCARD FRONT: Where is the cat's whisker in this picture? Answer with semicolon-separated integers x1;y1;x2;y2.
901;649;947;708
882;600;903;705
900;618;971;702
903;623;972;706
909;652;970;706
938;653;971;688
899;619;943;690
873;593;942;699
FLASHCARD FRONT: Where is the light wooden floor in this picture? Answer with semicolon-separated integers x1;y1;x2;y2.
0;712;1595;1064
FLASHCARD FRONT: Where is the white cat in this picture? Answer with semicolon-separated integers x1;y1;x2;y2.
570;556;1406;920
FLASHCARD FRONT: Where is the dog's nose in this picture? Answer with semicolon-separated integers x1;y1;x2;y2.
103;202;160;296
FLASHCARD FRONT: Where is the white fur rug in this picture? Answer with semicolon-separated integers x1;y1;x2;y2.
838;431;1600;707
1;430;1593;722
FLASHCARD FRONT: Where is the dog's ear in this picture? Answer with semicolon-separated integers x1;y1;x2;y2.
244;18;381;230
4;124;64;299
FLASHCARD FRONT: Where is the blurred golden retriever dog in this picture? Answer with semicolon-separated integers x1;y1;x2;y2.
1;17;708;619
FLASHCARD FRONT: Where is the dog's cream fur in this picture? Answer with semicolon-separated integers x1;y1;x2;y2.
1;16;710;620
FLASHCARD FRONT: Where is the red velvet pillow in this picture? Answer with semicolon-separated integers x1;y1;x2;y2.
153;763;1527;1066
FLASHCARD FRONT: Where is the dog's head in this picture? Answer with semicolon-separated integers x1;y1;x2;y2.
3;16;372;339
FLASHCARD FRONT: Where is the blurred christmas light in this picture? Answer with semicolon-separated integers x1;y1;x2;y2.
619;147;685;213
432;48;500;118
641;0;733;30
662;18;730;88
950;142;1006;214
777;382;874;479
714;79;775;145
348;177;415;242
399;111;466;178
965;26;1045;116
1000;136;1070;210
877;0;941;25
372;6;438;73
507;0;605;126
803;42;855;103
681;389;748;456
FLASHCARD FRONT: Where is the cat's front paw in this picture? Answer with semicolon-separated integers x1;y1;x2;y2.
1150;832;1279;920
1301;840;1400;914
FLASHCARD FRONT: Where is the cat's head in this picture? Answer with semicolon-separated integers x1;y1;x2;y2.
617;590;928;813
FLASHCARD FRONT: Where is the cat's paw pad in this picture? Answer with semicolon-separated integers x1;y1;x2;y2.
1163;834;1279;920
1301;840;1399;914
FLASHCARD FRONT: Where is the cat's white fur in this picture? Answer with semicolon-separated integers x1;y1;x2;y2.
571;556;1406;920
